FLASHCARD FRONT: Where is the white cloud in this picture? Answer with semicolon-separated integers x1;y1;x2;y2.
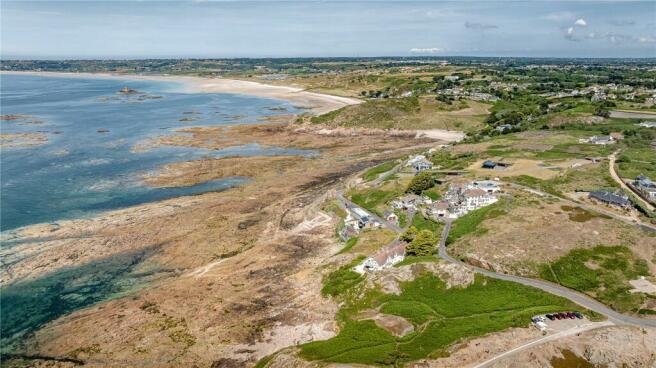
574;18;587;27
639;35;656;43
567;27;574;35
409;47;443;53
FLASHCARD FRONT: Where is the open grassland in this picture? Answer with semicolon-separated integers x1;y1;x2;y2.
448;192;656;276
349;188;400;216
312;97;489;132
346;229;398;256
616;147;656;179
302;273;580;366
507;162;619;196
411;214;443;234
362;161;398;182
540;246;653;314
447;199;509;244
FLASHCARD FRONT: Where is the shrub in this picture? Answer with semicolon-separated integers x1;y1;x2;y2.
407;171;434;194
406;230;435;256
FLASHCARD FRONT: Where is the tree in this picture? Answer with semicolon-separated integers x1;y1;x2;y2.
407;171;434;194
594;106;610;118
400;226;418;242
406;230;435;256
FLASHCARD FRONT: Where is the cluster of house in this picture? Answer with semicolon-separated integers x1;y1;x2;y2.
578;132;623;145
439;87;500;102
340;205;382;240
634;175;656;202
406;155;433;173
425;181;500;220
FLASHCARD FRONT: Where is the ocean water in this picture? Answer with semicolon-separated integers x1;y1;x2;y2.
1;74;308;232
0;74;312;349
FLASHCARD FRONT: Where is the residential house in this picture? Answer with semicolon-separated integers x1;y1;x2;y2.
495;124;514;132
349;206;380;229
588;191;631;209
391;194;422;211
481;160;512;170
638;121;656;128
383;210;399;224
407;155;428;167
610;132;624;141
413;158;433;173
463;188;499;212
634;175;656;201
354;241;406;274
579;135;615;145
427;200;450;218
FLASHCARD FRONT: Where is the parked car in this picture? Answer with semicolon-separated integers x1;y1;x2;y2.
546;314;555;320
557;313;566;319
573;312;583;319
567;312;576;319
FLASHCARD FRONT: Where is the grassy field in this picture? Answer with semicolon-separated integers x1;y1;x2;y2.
447;199;508;244
311;97;489;131
303;273;580;366
540;245;651;313
507;162;619;196
349;188;401;216
411;214;443;234
616;147;656;179
362;161;398;182
346;229;398;256
321;257;365;298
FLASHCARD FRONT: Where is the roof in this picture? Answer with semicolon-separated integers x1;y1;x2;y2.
383;210;397;217
352;207;370;219
589;191;630;206
371;241;406;265
471;180;500;188
464;188;488;197
636;175;656;188
482;160;497;168
610;132;623;139
433;201;449;210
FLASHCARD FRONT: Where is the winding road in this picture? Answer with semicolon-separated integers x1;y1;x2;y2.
436;220;656;328
608;151;655;212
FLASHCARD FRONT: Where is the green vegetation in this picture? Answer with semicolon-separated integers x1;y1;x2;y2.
406;230;435;256
311;97;420;129
338;237;359;254
302;273;580;366
560;205;611;222
349;189;400;216
616;147;656;179
394;255;441;267
407;171;435;194
321;257;365;298
363;161;398;182
540;245;650;313
447;200;507;244
411;214;443;234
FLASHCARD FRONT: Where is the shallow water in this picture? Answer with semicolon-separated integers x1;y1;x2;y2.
0;74;312;348
1;74;309;231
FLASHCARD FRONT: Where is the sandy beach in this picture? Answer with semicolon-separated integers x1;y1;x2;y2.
0;71;362;115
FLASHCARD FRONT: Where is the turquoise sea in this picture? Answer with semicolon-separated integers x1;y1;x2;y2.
0;74;311;349
1;74;308;232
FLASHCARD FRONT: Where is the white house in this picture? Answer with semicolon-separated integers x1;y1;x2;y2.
638;121;656;128
413;158;433;172
578;135;615;145
462;188;498;211
354;241;406;274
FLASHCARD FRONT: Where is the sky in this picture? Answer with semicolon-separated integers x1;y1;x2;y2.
1;1;655;59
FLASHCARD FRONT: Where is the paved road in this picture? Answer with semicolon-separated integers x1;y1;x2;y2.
610;110;656;119
369;160;405;187
608;152;655;211
472;321;615;368
336;191;402;233
436;221;656;328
